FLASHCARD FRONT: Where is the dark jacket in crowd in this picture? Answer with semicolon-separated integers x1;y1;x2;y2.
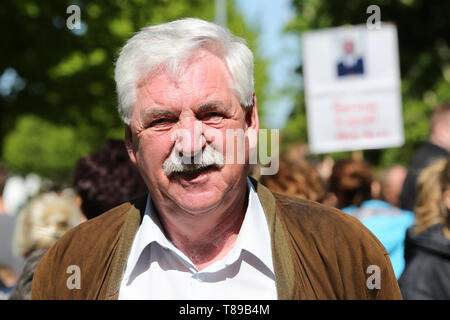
399;224;450;299
400;141;449;211
8;249;48;300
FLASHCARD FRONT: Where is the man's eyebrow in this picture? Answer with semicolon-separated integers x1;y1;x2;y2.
139;109;176;126
141;109;176;120
197;102;227;113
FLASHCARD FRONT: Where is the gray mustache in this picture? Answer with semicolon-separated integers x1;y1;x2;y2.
163;145;224;176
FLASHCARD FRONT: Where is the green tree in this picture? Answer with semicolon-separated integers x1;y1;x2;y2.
1;0;269;182
284;0;450;168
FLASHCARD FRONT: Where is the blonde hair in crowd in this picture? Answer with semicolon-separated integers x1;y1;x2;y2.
414;158;450;236
12;191;84;257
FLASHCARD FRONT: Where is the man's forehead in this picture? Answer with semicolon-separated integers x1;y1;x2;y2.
137;80;232;112
139;49;230;87
136;51;234;112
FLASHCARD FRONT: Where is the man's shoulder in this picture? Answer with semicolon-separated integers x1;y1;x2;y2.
272;193;383;248
274;193;388;256
268;192;401;299
60;201;132;246
273;192;344;219
36;201;133;269
31;200;138;299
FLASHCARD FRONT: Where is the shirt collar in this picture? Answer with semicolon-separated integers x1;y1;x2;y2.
125;177;274;275
222;178;274;273
125;194;184;274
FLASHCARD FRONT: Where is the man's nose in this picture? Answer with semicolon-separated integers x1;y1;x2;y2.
174;118;206;160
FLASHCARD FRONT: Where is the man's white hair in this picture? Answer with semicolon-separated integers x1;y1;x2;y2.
114;18;255;125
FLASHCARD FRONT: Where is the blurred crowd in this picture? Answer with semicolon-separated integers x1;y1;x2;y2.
0;139;148;300
1;104;450;300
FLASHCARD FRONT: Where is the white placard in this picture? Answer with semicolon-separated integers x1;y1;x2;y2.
302;23;404;154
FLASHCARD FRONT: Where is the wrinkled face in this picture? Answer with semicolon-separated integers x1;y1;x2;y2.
125;50;258;214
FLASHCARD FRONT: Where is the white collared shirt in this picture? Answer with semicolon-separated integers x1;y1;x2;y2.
118;178;277;300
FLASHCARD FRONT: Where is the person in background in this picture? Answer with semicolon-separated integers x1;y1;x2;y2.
0;163;8;214
8;191;84;300
9;139;147;299
400;103;450;211
0;163;24;285
259;155;325;203
73;139;148;220
0;265;17;299
0;215;22;288
329;159;414;278
380;165;407;208
399;158;450;299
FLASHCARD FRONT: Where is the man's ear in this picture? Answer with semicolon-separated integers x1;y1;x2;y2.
124;125;137;164
246;93;259;150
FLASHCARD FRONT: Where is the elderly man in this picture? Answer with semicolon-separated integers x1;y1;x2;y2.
31;18;401;300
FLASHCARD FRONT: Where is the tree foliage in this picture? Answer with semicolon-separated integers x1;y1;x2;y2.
284;0;450;167
1;0;269;182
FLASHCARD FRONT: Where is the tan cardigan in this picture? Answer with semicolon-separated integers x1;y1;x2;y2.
31;180;402;299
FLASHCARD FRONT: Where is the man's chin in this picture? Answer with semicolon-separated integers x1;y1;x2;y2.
172;193;224;215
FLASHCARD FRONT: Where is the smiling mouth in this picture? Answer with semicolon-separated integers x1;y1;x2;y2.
173;165;218;182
